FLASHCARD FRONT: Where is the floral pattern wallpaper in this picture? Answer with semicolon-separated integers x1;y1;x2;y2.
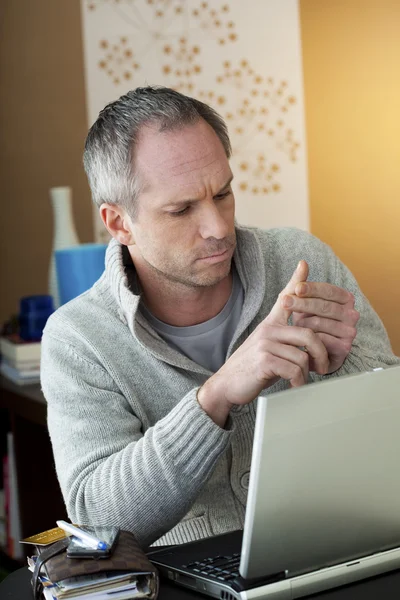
80;0;309;242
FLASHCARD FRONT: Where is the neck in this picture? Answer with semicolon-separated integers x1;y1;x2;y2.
133;267;233;327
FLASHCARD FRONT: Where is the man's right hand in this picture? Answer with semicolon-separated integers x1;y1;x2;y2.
197;261;330;427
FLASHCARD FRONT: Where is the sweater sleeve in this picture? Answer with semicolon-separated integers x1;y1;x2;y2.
41;329;233;549
309;245;399;382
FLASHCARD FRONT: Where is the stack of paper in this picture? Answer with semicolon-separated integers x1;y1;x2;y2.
27;563;152;600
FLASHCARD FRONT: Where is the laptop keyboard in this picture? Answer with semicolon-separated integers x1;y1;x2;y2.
183;553;241;581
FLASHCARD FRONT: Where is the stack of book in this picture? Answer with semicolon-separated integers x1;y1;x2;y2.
0;334;41;385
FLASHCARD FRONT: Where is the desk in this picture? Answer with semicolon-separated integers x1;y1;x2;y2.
2;380;400;598
2;566;400;600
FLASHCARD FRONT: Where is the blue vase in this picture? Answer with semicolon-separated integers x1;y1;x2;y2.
55;243;108;305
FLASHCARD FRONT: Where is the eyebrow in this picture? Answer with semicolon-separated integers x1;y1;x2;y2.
166;174;234;208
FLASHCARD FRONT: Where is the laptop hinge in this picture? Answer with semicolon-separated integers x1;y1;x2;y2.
230;570;287;592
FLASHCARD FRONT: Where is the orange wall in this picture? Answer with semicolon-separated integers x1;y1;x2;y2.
300;0;400;355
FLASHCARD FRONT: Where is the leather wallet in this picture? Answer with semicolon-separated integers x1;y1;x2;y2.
31;529;159;600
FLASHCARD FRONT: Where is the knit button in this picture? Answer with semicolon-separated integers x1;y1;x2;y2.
240;471;250;490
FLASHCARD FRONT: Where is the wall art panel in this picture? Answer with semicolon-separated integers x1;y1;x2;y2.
80;0;309;241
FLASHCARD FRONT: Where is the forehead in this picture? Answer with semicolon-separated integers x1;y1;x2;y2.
134;120;230;199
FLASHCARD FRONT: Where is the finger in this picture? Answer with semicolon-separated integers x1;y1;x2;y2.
294;282;354;306
263;354;308;388
285;297;359;324
261;323;329;375
309;332;354;374
263;340;309;384
317;332;354;356
294;315;357;340
267;260;309;326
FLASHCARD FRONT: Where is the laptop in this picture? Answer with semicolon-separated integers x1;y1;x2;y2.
150;365;400;599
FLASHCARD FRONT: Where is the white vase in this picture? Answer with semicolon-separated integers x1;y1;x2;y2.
48;186;80;308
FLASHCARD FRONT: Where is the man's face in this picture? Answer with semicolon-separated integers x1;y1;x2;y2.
128;119;236;288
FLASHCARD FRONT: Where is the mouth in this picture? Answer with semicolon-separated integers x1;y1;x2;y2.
198;248;232;263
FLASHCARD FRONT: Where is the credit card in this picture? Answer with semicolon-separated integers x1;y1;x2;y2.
20;526;70;546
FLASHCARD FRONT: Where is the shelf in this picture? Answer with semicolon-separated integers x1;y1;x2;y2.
0;377;46;426
0;377;67;561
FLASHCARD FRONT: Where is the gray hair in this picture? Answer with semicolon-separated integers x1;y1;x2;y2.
83;86;232;218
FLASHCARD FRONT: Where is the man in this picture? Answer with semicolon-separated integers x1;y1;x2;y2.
41;86;399;550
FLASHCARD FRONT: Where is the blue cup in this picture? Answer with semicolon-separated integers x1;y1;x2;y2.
55;243;107;305
19;295;55;341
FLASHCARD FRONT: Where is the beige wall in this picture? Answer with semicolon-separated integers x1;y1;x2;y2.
300;0;400;355
0;0;93;326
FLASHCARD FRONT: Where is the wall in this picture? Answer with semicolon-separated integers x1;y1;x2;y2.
80;0;310;241
1;0;398;356
0;0;93;327
300;0;400;355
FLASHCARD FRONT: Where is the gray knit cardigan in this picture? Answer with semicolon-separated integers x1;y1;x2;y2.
41;226;399;548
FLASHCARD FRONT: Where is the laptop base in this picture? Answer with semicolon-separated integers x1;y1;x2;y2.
151;532;400;600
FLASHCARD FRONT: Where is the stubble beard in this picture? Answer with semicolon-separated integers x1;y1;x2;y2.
146;239;236;290
140;231;237;290
145;255;233;289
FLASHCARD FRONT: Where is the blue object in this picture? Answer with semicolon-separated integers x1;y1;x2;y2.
19;295;55;341
55;243;107;305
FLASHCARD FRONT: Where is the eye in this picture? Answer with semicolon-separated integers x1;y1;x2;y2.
215;190;231;200
169;206;190;217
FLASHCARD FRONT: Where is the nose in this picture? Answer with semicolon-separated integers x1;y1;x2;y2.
198;200;230;240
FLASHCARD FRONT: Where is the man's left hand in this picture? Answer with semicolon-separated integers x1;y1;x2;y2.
281;269;360;374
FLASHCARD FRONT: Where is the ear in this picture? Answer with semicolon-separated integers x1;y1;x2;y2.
99;203;135;245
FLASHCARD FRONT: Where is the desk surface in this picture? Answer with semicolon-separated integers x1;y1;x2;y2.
2;566;400;600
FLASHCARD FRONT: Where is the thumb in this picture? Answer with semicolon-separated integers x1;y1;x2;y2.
266;260;309;325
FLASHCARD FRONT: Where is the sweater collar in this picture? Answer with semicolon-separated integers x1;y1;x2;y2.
104;226;266;368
